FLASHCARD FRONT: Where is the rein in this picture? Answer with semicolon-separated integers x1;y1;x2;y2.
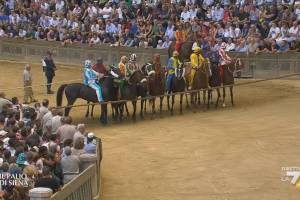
227;58;242;75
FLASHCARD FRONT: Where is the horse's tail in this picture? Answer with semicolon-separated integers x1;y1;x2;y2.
56;84;67;107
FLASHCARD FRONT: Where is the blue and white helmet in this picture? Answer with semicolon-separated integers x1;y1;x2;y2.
129;53;137;62
84;60;92;68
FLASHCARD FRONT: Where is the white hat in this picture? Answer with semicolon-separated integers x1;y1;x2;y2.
88;132;94;138
158;40;163;43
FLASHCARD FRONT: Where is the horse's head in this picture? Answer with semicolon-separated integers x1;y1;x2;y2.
129;70;148;89
108;65;121;79
142;63;156;79
175;63;185;80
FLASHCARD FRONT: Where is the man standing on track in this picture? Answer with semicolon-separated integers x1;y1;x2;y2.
23;64;37;104
42;50;57;94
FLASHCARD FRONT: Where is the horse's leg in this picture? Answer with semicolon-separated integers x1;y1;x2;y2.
180;94;183;115
85;101;90;118
100;105;108;125
140;100;144;120
111;104;115;120
171;95;175;115
64;98;76;116
151;97;155;119
216;88;221;108
144;100;147;114
132;100;137;121
222;86;226;107
197;91;201;106
207;89;211;109
185;92;189;109
125;102;130;117
203;90;207;111
210;90;213;104
167;95;170;110
230;86;234;106
159;97;163;116
91;105;95;119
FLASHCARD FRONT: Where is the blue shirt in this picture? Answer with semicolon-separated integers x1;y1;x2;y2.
83;68;98;85
84;143;96;154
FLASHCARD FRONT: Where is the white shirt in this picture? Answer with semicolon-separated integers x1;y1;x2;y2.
165;26;175;39
203;0;214;7
189;9;198;20
288;26;298;38
73;7;82;15
269;27;280;39
90;37;100;44
225;43;236;51
181;11;190;21
50;18;59;27
91;24;100;33
41;2;50;11
295;8;300;20
0;29;5;37
55;0;65;12
23;69;31;82
87;6;97;18
234;27;241;38
102;6;112;19
19;30;26;38
213;8;224;21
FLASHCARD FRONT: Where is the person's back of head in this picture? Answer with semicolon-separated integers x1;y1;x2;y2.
42;166;51;177
63;116;72;125
64;146;72;156
42;99;49;108
63;138;73;148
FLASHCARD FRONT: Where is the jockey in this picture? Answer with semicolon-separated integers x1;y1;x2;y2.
118;56;128;77
166;51;182;93
127;53;138;76
153;53;162;75
218;42;232;81
175;23;186;52
190;46;206;87
83;60;103;103
92;57;107;77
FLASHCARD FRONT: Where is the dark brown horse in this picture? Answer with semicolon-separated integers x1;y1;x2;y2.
168;34;195;62
141;61;165;119
190;63;210;110
167;63;187;115
221;58;243;107
118;70;148;121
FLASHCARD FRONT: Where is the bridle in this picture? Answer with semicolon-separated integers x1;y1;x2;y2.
227;58;242;75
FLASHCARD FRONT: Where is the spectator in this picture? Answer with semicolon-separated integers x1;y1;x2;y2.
35;166;61;192
84;133;96;154
23;64;37;104
73;124;86;144
61;146;80;184
56;116;76;145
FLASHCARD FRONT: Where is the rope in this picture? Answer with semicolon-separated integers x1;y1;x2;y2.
0;78;83;91
56;73;300;109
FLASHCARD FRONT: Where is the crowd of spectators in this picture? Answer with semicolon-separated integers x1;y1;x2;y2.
1;0;300;52
0;93;97;199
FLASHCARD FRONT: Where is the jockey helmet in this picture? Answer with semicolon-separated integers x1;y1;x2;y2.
221;42;227;49
173;51;179;57
129;53;137;62
193;46;201;52
84;60;92;68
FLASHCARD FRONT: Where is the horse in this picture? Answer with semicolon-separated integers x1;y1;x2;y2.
207;51;222;108
190;62;210;110
221;58;243;107
167;63;187;115
168;32;196;62
118;69;148;121
141;62;165;119
56;67;120;125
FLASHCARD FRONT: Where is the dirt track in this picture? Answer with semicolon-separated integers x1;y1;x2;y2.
1;61;300;200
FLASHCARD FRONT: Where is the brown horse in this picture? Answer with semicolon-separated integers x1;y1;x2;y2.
190;63;210;110
167;63;187;115
168;39;194;62
141;62;166;119
221;58;243;107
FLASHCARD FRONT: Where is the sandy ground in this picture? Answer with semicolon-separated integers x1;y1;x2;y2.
1;61;300;200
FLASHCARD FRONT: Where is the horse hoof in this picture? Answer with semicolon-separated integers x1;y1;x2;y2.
222;103;226;108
